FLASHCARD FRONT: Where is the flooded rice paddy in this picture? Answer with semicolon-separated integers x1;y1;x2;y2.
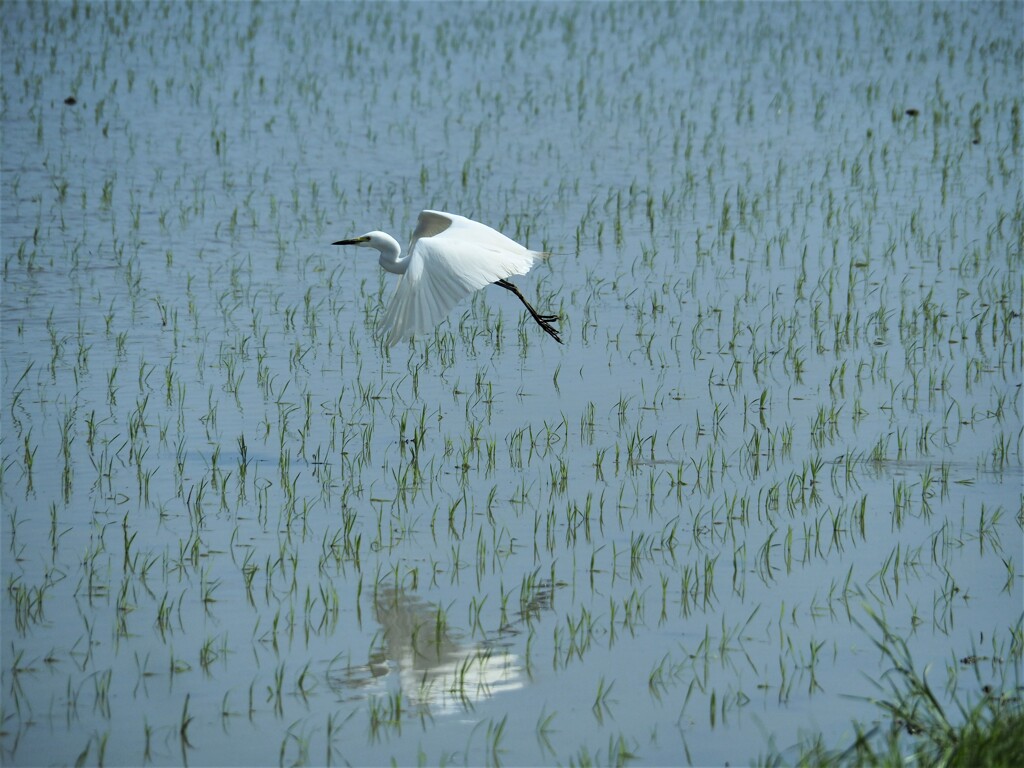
2;2;1021;766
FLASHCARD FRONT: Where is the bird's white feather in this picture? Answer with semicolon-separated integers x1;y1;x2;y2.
378;211;546;345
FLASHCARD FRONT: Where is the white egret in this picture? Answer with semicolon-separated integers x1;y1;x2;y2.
333;210;562;346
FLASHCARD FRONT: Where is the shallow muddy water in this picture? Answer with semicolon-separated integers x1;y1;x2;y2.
2;2;1021;765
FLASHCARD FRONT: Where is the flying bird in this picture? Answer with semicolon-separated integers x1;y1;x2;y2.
333;210;562;346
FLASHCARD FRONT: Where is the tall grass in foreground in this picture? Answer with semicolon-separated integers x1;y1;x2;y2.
761;610;1024;767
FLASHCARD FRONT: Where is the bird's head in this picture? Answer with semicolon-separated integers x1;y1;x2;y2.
333;230;402;254
333;232;379;249
333;230;405;273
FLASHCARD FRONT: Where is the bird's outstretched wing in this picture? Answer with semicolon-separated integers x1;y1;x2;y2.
378;210;547;345
409;210;453;244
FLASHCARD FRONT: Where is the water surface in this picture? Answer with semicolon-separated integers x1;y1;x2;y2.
2;2;1021;765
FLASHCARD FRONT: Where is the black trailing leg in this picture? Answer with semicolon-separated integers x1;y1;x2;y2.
494;279;562;344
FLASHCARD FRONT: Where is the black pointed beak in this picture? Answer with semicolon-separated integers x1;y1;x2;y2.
333;236;368;246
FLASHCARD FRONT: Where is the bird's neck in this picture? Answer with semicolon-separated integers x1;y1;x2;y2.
375;234;407;275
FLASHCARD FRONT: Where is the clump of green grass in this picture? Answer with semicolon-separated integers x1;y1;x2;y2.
760;610;1023;767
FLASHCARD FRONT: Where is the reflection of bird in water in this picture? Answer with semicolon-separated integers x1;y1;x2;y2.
327;582;556;714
